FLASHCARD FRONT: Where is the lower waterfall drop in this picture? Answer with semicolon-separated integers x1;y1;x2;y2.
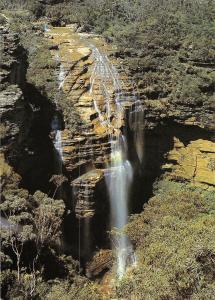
90;45;141;278
107;133;136;278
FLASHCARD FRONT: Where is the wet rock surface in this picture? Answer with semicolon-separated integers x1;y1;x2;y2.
45;26;144;261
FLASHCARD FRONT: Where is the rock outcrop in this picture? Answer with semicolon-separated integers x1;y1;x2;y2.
0;25;29;159
163;138;215;188
86;249;113;279
0;22;58;193
72;169;104;218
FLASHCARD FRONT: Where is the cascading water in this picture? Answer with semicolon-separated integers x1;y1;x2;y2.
107;134;135;278
90;45;143;278
53;126;63;159
58;63;66;91
51;55;65;162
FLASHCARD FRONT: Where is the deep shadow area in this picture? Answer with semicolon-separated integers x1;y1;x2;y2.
7;81;69;197
11;82;56;193
129;121;214;213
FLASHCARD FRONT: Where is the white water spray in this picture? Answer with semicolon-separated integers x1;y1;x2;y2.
90;46;142;278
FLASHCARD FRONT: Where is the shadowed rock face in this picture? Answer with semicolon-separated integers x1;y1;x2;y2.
0;26;29;162
0;24;57;193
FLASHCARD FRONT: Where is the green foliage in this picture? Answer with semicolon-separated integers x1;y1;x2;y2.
0;13;7;24
45;279;100;300
0;160;99;299
33;190;65;246
22;31;58;102
0;161;66;299
0;0;44;17
116;180;215;299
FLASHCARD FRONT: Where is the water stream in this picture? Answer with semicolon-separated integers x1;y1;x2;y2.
51;55;65;162
90;45;143;278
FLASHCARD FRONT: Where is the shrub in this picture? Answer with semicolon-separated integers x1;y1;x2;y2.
116;181;215;299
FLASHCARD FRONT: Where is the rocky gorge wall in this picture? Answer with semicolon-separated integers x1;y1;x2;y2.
45;26;144;261
0;20;63;195
43;25;215;267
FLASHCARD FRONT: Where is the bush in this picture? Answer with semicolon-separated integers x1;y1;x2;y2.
116;181;215;299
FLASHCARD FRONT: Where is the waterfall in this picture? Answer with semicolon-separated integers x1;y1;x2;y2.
54;127;63;158
44;24;50;32
51;56;66;161
90;46;142;278
58;63;66;91
107;134;135;278
129;99;145;165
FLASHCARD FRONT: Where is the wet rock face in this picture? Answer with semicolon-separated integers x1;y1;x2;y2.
46;26;137;193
